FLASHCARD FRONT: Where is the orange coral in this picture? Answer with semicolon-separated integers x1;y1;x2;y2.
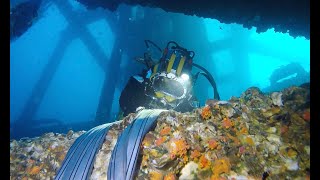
211;157;231;179
306;175;310;180
201;106;212;120
141;154;149;167
199;155;211;169
226;133;240;145
240;126;248;134
149;171;163;180
303;110;310;122
160;126;172;136
281;125;289;134
155;137;167;146
169;138;189;158
28;165;42;175
164;172;177;180
208;139;219;150
222;117;234;129
190;150;201;160
235;125;248;136
245;137;255;146
220;136;227;143
287;148;298;158
170;153;176;160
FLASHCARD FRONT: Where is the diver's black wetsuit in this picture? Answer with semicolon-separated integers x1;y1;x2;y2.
119;76;151;116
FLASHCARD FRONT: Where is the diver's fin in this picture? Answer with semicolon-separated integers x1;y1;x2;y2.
54;123;113;180
107;109;165;180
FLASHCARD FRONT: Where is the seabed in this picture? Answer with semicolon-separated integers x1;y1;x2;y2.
10;85;310;180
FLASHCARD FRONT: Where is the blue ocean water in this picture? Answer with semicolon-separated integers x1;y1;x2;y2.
10;0;310;139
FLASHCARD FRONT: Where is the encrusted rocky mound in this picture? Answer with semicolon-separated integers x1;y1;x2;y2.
10;85;310;180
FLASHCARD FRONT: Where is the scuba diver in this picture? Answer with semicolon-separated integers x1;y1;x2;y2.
119;40;220;116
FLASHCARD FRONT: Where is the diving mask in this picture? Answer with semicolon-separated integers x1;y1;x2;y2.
151;72;191;104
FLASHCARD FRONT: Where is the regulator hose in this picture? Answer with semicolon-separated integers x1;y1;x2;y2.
144;40;162;53
192;63;220;100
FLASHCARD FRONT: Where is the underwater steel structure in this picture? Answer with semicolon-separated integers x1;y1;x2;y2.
10;0;309;139
11;0;123;138
77;0;310;39
10;0;309;40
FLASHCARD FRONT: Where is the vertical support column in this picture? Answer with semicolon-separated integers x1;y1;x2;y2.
94;6;133;123
94;39;121;123
229;31;251;96
11;28;74;137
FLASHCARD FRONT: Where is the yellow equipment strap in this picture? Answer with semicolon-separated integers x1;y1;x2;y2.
155;91;164;98
166;53;176;73
150;64;159;79
176;56;186;76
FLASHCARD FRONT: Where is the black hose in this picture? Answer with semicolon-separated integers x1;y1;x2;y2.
144;40;162;53
166;41;179;49
192;63;220;100
166;41;195;58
